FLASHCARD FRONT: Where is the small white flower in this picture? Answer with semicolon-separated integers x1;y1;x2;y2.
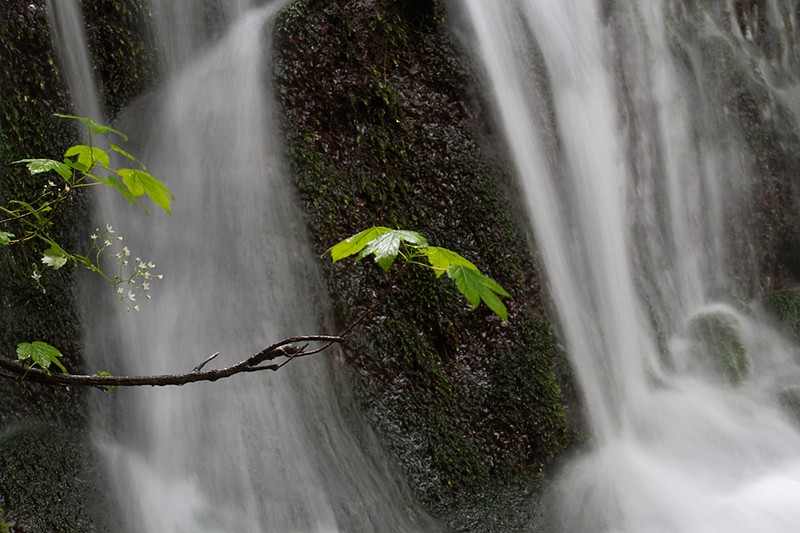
106;224;114;234
90;233;98;240
116;286;124;295
47;180;56;187
127;290;136;302
104;239;112;247
31;270;41;281
133;305;140;312
142;282;150;291
122;247;131;257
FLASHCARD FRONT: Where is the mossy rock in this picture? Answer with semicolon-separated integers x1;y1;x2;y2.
274;0;578;528
764;290;800;345
688;311;749;385
0;423;109;532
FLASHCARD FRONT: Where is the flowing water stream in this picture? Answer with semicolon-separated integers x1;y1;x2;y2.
462;1;800;531
48;1;439;531
44;0;102;124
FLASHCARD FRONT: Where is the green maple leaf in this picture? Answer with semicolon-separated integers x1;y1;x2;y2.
448;264;510;322
329;226;427;271
65;145;110;170
17;341;66;373
329;227;512;321
13;158;72;180
110;144;146;169
54;113;128;140
355;229;427;271
425;246;478;277
329;226;393;261
118;169;174;214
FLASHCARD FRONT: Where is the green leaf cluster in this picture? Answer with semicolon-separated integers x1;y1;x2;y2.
1;115;174;277
16;341;66;374
329;226;511;321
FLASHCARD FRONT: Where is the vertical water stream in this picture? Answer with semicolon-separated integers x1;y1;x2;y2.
48;1;438;531
44;0;102;122
463;1;800;531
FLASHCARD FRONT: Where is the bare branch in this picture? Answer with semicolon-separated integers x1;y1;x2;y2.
0;335;343;389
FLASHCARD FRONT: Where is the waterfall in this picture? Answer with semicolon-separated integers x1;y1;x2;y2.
44;0;102;122
462;1;800;531
48;1;438;531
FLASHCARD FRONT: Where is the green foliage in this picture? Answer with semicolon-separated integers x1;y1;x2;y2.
54;113;128;139
0;424;100;532
1;115;170;290
118;168;174;214
3;115;168;372
16;341;66;374
448;264;510;321
330;226;511;322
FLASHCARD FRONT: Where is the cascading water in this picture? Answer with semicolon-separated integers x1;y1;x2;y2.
462;1;800;531
48;1;439;531
44;0;102;122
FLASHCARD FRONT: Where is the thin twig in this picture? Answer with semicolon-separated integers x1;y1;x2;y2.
192;352;220;372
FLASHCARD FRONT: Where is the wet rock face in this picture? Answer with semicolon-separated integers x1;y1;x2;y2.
275;0;577;529
0;424;114;532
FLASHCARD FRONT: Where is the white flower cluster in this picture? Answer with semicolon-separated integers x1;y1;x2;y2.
90;224;162;312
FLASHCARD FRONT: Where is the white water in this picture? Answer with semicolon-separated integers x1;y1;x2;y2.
44;0;103;122
48;1;439;531
462;1;800;531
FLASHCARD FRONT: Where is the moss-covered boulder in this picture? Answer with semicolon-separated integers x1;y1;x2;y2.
274;0;578;529
688;311;749;385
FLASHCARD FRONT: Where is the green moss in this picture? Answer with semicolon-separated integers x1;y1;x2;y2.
82;0;159;119
0;423;109;532
688;311;749;385
275;0;577;529
764;290;800;344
